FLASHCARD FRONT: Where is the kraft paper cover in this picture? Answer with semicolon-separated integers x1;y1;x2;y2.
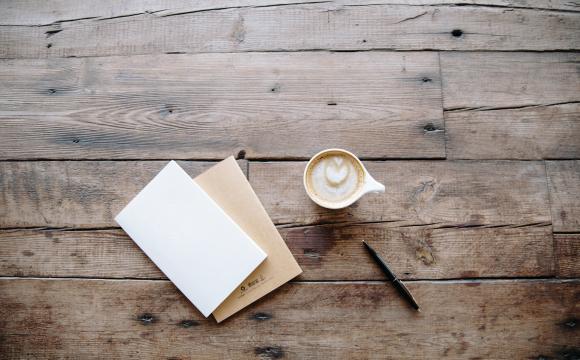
194;157;302;322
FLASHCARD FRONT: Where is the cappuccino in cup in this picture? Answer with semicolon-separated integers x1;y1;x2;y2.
304;149;385;209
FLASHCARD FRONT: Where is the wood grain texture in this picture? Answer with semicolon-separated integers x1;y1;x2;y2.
441;52;580;110
547;161;580;232
0;224;554;280
0;278;578;359
1;3;579;58
2;2;579;359
0;52;444;160
0;160;550;228
0;230;159;279
0;161;246;228
0;0;329;25
445;103;580;160
249;160;551;226
2;0;578;26
284;223;554;280
555;234;580;278
442;52;580;160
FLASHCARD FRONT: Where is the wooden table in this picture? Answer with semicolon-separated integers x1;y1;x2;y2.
1;1;579;358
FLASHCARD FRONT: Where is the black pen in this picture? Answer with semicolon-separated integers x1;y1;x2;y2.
362;240;421;312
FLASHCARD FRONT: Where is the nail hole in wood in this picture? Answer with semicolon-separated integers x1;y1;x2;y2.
45;29;62;37
303;249;320;259
270;84;281;93
251;312;272;321
180;320;200;328
424;123;437;132
451;29;463;37
561;318;577;329
237;149;246;159
255;346;284;359
47;43;52;48
138;313;155;325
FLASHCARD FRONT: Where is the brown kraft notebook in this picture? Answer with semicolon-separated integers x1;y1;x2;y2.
194;156;302;322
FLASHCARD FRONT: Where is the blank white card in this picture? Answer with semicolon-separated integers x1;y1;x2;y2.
115;161;266;317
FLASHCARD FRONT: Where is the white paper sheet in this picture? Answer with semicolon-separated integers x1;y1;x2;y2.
115;161;266;317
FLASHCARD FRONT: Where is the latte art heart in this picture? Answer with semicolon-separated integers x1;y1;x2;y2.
306;153;364;204
324;157;350;186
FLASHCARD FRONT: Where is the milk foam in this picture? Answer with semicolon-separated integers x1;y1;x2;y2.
307;154;363;203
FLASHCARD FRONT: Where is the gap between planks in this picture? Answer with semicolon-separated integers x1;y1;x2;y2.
0;220;556;231
2;159;578;163
0;276;576;283
1;49;580;62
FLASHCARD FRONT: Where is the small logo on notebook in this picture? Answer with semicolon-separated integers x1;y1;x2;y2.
241;274;266;292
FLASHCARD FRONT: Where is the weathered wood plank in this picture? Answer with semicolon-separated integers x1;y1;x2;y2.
1;3;579;58
3;0;579;26
442;52;580;160
445;103;580;160
0;161;246;228
441;52;580;109
0;230;159;279
0;0;325;25
0;224;554;280
284;223;554;280
0;161;550;228
547;161;580;232
249;160;551;226
555;234;580;278
0;52;444;160
0;279;577;359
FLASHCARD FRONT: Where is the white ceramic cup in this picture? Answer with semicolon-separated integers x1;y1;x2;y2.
303;148;385;209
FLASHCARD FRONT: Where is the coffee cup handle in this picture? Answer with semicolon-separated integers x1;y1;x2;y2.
362;175;385;194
